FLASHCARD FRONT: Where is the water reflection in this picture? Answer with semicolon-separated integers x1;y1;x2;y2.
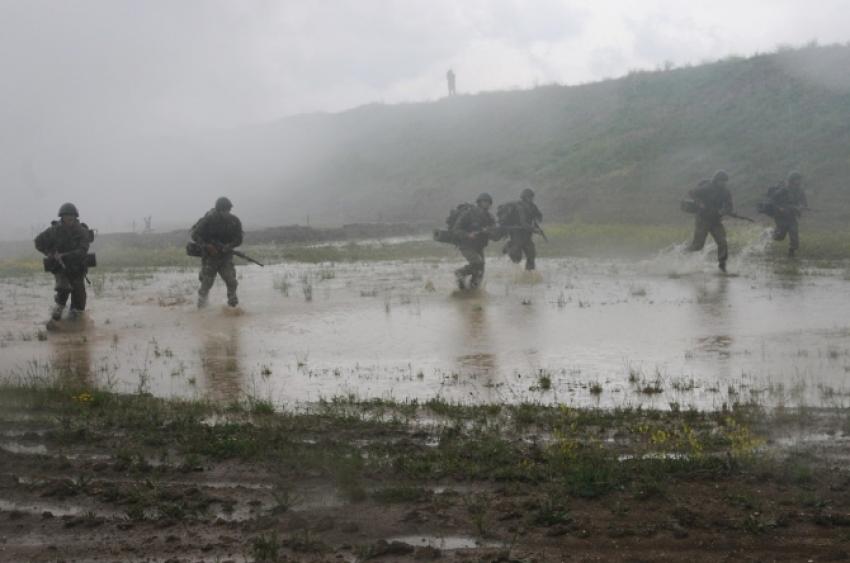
451;294;500;400
50;331;92;388
200;321;243;402
689;275;734;382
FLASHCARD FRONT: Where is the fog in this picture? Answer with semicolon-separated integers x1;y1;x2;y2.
2;0;849;240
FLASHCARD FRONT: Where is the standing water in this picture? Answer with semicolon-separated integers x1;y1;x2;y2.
1;247;849;410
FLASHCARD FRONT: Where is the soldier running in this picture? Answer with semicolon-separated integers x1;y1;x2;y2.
34;203;92;321
502;188;543;271
191;197;244;308
453;193;495;290
686;170;734;272
763;171;808;257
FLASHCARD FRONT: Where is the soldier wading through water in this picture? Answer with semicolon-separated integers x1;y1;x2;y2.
759;171;808;257
190;197;244;308
34;203;96;321
499;187;543;271
684;170;735;272
452;192;496;290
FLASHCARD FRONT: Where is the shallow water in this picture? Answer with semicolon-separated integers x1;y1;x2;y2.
2;247;850;411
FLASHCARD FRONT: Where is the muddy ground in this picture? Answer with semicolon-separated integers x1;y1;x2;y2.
3;386;850;562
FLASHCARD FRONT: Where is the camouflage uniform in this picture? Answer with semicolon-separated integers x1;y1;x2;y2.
191;207;244;307
34;219;91;315
504;199;543;270
687;172;733;271
452;203;495;289
768;173;807;256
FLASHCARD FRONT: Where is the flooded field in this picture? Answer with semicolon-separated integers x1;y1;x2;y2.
2;248;850;410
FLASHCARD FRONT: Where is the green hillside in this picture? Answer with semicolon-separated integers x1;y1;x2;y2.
268;44;850;227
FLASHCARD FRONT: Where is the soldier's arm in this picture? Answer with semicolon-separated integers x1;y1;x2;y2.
721;190;734;215
65;225;90;259
799;189;809;208
231;217;244;248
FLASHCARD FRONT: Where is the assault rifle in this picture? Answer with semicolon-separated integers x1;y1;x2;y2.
498;223;548;242
43;250;97;273
722;212;756;223
187;240;264;267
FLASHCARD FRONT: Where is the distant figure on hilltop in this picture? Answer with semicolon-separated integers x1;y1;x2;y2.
446;69;456;96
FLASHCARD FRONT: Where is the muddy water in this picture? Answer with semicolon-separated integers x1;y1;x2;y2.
2;248;850;410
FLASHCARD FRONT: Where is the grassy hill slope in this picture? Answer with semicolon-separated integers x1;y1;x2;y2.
264;44;850;227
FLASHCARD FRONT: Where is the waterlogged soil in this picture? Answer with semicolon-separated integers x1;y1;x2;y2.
2;394;850;562
3;247;850;409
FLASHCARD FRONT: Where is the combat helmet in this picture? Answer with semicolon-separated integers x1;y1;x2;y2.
520;188;535;202
476;192;493;205
215;197;233;212
57;202;79;217
712;170;729;185
787;171;803;185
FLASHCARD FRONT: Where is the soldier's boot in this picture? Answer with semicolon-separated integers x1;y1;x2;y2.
718;260;727;273
197;293;209;309
469;271;483;289
227;294;239;308
67;308;81;321
525;257;536;271
788;247;797;258
50;304;65;321
454;270;467;290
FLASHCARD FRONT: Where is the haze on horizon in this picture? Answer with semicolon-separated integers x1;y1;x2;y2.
2;0;849;240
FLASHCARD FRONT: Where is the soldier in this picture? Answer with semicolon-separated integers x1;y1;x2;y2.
34;203;92;321
686;170;734;272
502;188;543;270
447;69;456;96
453;192;495;290
767;171;808;257
191;197;244;308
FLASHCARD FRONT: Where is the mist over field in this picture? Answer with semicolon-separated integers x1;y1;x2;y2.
7;4;850;561
2;1;850;239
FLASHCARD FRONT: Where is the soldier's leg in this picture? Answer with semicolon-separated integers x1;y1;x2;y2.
68;274;87;314
788;218;800;256
505;235;523;263
469;250;486;289
197;258;217;308
772;218;788;241
457;246;484;288
52;273;71;320
687;217;709;252
219;257;239;307
523;238;536;270
709;222;728;271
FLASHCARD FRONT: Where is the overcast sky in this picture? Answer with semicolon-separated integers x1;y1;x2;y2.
1;0;849;237
3;0;849;137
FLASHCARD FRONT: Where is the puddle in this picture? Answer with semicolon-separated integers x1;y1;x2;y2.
388;535;500;550
3;256;850;410
0;498;120;519
1;442;48;455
